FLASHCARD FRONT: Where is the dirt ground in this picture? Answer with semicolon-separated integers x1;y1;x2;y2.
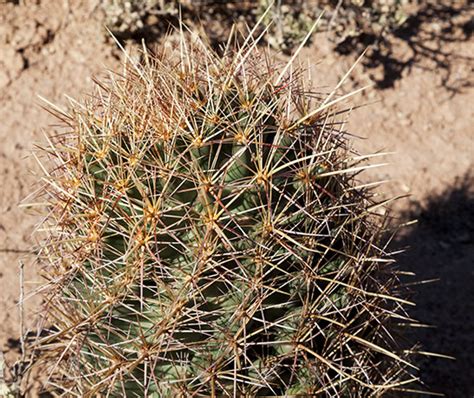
0;1;472;396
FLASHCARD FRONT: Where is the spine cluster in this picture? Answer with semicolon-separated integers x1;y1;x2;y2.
32;29;415;397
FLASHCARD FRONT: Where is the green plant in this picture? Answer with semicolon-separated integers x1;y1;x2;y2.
102;0;180;36
325;0;408;41
257;0;317;51
0;352;16;398
101;1;410;55
31;26;416;397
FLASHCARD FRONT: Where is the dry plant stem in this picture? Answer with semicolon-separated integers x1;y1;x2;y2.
19;261;26;365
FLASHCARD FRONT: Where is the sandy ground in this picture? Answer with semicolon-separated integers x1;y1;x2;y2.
0;1;472;396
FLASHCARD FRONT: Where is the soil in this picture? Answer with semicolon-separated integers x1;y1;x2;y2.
0;0;472;396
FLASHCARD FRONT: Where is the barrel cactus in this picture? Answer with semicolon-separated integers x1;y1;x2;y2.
32;28;416;397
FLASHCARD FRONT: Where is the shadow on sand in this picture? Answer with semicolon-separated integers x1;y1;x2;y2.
394;173;474;396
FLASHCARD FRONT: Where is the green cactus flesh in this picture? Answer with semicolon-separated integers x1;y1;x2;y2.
34;31;415;397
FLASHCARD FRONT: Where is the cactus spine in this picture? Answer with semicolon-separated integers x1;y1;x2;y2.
32;28;415;397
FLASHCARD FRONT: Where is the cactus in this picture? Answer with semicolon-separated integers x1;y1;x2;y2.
31;26;416;397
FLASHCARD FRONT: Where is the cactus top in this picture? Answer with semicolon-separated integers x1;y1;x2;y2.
34;31;415;397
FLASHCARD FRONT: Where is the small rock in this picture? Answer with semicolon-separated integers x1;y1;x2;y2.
0;46;24;76
400;183;411;193
456;232;471;244
0;69;10;89
439;240;451;250
11;19;37;49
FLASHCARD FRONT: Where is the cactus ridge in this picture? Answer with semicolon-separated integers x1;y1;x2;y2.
33;29;415;397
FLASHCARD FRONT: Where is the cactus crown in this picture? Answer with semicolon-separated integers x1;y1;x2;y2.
33;26;415;397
